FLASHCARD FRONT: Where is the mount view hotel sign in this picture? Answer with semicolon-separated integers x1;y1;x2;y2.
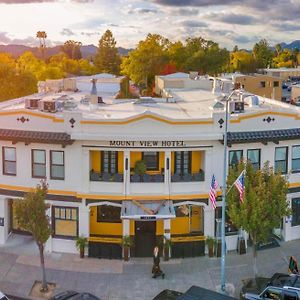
109;141;185;147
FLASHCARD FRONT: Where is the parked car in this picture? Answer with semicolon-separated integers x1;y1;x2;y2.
0;291;9;300
241;273;300;300
50;291;100;300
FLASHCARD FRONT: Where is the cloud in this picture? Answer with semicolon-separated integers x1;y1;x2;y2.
206;12;258;25
60;28;75;36
0;32;12;44
179;20;207;28
272;22;300;32
126;7;158;14
0;0;92;3
151;0;239;6
174;8;199;15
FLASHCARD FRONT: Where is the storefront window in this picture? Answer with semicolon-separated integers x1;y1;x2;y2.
229;150;243;168
52;206;78;238
292;198;300;227
247;149;260;171
97;206;121;223
215;207;238;236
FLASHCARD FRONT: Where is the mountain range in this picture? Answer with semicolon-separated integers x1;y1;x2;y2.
280;40;300;50
0;44;132;59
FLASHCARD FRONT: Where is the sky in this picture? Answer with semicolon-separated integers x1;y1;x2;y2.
0;0;300;50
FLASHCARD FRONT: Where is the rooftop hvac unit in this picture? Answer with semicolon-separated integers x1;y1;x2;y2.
39;100;58;113
63;78;77;92
229;101;244;113
25;98;40;109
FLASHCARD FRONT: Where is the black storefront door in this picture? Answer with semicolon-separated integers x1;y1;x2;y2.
135;221;156;257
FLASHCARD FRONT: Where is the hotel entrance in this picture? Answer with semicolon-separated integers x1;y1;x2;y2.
135;221;156;257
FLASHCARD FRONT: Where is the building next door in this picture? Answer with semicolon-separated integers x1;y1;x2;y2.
135;221;156;257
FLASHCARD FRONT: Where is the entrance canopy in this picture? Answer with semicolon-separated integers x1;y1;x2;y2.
121;200;176;220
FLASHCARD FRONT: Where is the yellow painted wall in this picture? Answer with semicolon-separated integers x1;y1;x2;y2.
190;206;202;232
90;151;101;172
156;220;164;235
159;152;165;171
89;206;122;236
171;152;175;174
171;217;189;234
130;220;135;235
192;151;202;173
118;152;124;173
130;152;142;169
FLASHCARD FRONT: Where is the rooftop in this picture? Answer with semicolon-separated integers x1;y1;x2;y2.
0;74;299;122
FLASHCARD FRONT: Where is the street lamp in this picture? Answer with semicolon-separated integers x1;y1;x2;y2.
220;90;236;293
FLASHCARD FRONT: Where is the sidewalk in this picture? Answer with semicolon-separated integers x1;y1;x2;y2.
0;235;299;300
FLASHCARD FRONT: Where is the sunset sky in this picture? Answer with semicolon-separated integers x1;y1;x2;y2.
0;0;300;49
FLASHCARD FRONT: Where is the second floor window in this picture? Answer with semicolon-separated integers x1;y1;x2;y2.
50;151;64;180
102;151;118;174
3;147;16;176
275;147;288;174
247;149;260;171
32;149;46;178
174;151;191;175
292;146;300;173
229;150;243;168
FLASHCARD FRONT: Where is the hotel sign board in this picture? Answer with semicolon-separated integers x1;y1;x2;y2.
109;141;185;147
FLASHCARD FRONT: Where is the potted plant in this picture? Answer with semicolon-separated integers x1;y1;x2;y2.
75;236;87;258
163;237;172;261
122;235;133;261
134;160;146;175
206;236;215;257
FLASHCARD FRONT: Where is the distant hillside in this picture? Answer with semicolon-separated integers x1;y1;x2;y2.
280;40;300;50
0;44;132;59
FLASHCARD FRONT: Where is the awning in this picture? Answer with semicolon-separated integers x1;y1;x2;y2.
121;200;176;220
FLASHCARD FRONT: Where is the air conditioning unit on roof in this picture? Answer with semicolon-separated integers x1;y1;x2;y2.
25;98;40;109
229;101;244;113
38;100;58;113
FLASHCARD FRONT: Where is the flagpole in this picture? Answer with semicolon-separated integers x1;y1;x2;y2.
221;90;235;293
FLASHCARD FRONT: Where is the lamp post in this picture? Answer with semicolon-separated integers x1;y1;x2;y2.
220;90;235;293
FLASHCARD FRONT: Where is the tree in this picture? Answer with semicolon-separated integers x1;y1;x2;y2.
227;162;290;276
253;39;274;68
61;40;82;60
275;43;282;57
229;50;257;73
15;181;51;292
95;30;121;75
36;31;47;60
121;34;169;90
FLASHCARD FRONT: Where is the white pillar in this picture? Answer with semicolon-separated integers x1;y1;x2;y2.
204;149;213;187
203;205;214;237
164;151;171;195
79;199;90;238
81;148;90;193
122;219;130;236
45;204;52;253
124;150;130;196
163;219;171;257
0;197;8;244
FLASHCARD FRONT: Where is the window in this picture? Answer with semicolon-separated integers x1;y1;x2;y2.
97;206;121;223
215;207;238;236
275;147;288;174
292;146;300;173
292;198;300;227
50;151;64;180
274;81;279;87
260;81;266;88
282;291;298;300
174;151;191;175
2;147;16;175
262;287;281;300
102;151;118;173
247;149;260;171
229;150;243;167
32;150;46;178
52;206;78;238
142;152;159;171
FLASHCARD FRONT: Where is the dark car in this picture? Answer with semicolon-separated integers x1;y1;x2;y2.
153;289;183;300
50;291;100;300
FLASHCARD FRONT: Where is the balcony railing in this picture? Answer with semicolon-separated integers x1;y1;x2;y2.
171;171;205;182
130;173;164;183
90;171;124;182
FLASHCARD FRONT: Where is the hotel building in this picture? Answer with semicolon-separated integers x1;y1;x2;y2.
0;73;299;258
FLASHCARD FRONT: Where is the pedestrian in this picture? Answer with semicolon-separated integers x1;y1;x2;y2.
152;246;165;279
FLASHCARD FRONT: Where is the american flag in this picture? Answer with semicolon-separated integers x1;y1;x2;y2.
209;174;218;209
234;170;245;203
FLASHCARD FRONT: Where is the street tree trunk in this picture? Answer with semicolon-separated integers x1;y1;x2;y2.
38;242;48;292
252;236;258;277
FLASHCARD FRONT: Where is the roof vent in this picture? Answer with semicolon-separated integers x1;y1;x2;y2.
25;98;41;109
38;100;58;113
229;101;244;114
63;100;78;110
